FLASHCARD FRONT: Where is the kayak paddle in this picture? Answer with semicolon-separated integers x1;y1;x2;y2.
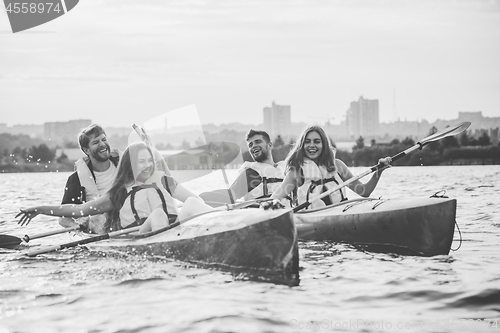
0;225;82;249
132;124;241;185
26;226;142;257
199;192;275;211
26;206;225;257
293;121;471;212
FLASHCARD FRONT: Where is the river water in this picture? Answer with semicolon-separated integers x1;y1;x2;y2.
0;166;499;333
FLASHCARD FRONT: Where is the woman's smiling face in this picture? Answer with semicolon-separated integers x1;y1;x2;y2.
303;130;323;161
136;148;154;182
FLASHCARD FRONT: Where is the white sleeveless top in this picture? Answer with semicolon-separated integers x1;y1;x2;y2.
119;171;179;228
297;159;347;209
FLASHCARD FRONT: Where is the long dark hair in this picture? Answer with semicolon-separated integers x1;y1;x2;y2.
106;142;154;231
285;125;336;173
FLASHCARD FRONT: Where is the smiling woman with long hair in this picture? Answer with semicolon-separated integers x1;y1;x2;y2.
16;142;213;233
106;142;176;232
270;125;391;209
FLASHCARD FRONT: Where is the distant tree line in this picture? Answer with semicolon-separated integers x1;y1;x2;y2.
2;128;499;172
0;133;60;172
0;131;250;172
347;128;499;166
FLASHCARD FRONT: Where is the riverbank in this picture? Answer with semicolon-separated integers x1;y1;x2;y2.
444;158;500;165
2;144;499;173
336;145;500;167
1;158;498;174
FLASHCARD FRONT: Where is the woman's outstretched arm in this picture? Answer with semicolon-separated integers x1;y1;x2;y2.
16;194;113;226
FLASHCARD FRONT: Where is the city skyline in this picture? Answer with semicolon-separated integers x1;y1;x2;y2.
1;110;498;145
1;108;494;129
1;1;499;128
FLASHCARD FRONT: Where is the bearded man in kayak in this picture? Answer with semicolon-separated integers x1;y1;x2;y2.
200;129;290;206
59;124;120;233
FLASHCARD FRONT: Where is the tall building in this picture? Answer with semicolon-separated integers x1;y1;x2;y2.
457;111;484;122
263;101;291;140
44;119;92;143
346;96;379;138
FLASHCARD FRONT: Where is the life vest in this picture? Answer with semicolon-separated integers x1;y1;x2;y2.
74;151;120;201
75;159;100;201
58;159;105;233
120;171;178;228
59;152;120;234
240;161;286;200
297;159;348;209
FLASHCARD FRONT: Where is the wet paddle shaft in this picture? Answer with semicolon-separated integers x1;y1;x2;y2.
26;208;222;256
293;122;471;212
0;225;82;249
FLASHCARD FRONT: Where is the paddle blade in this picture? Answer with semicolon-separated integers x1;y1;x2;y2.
199;189;235;207
131;121;242;184
165;141;241;183
166;141;240;167
132;124;152;146
0;235;22;249
420;122;471;146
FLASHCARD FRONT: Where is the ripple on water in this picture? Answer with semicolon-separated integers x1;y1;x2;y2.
117;277;166;286
32;293;82;307
187;315;289;333
445;288;500;311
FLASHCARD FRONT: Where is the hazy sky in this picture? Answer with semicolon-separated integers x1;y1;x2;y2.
1;0;499;128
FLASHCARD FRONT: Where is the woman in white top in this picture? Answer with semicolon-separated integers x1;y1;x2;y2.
17;142;212;233
270;126;392;209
